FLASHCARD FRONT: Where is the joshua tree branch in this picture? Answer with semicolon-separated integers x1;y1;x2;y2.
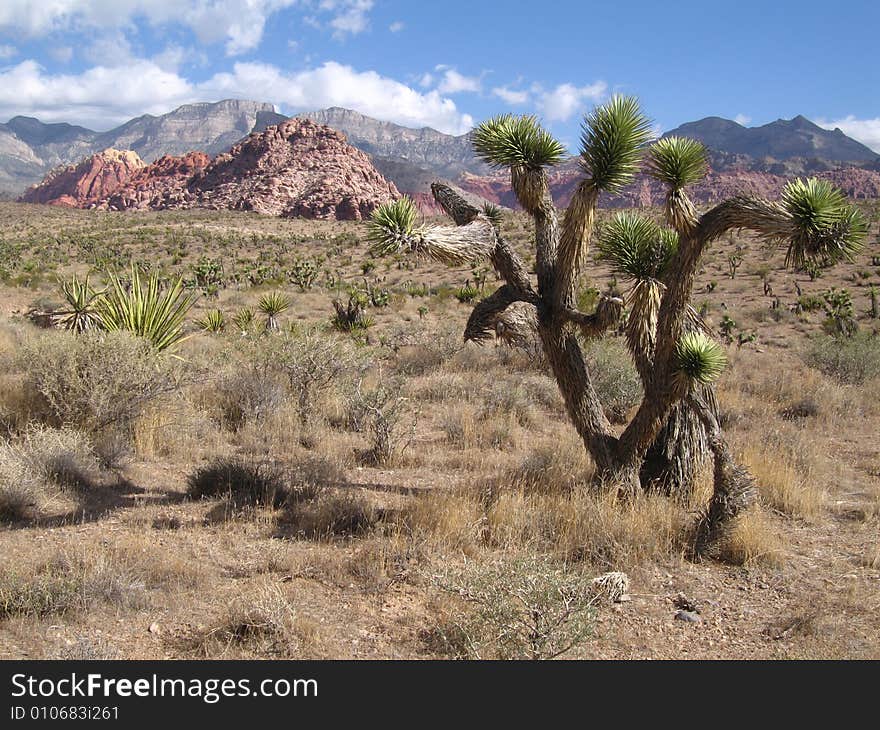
430;182;535;295
560;295;623;339
695;196;792;245
556;181;599;307
464;284;537;344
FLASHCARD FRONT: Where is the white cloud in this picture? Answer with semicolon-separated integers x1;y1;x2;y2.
734;113;751;126
436;68;481;95
0;58;475;135
418;73;433;88
0;45;16;59
321;0;374;38
492;86;528;105
817;116;880;154
0;1;375;54
535;81;607;122
389;21;404;33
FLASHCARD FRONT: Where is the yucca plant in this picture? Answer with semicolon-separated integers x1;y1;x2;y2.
96;264;196;352
196;309;225;334
367;96;865;557
258;292;290;332
232;307;256;335
56;273;105;333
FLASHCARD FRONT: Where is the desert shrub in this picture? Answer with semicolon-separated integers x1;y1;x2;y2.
803;332;880;384
581;336;643;423
287;454;346;502
427;555;596;659
383;322;462;376
186;457;289;508
480;380;533;427
17;331;183;462
0;426;97;521
346;378;416;466
502;441;592;494
213;369;287;431
247;329;368;425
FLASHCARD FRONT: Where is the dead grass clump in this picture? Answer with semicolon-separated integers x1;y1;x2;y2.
211;369;287;431
396;488;483;556
740;442;823;519
484;489;687;570
501;440;592;494
186;457;289;508
0;425;97;521
282;490;379;539
178;581;317;658
714;509;785;567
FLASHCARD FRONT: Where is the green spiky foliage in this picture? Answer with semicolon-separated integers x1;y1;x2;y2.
258;292;290;332
196;309;225;334
673;332;727;387
232;307;255;334
579;96;653;192
482;202;504;227
367;196;418;256
597;212;678;282
781;178;867;268
56;273;105;333
472;114;566;170
97;265;195;352
646;136;708;190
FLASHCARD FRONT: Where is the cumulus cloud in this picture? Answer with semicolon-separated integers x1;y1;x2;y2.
322;0;374;38
0;58;474;135
0;44;16;59
734;113;751;126
536;81;607;122
492;86;529;105
435;68;481;95
817;116;880;154
0;1;374;55
389;21;404;33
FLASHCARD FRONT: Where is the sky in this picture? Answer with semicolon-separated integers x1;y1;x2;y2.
0;0;878;152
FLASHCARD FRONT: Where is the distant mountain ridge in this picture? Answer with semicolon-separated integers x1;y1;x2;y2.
7;100;880;210
663;115;879;164
0;100;285;195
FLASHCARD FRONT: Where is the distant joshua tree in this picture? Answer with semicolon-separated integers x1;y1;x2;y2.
367;97;865;555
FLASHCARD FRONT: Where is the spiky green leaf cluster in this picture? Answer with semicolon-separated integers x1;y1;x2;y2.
673;332;727;386
579;96;653;192
258;292;290;317
781;178;867;268
472;115;566;170
96;265;195;352
367;197;419;256
481;202;504;227
57;273;105;333
196;309;225;334
597;212;678;281
646;136;708;190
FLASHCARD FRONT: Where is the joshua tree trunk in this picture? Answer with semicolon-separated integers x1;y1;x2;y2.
367;100;865;553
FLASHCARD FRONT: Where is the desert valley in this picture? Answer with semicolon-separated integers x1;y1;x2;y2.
0;94;877;663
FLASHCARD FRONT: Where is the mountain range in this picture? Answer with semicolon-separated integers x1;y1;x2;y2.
6;99;880;210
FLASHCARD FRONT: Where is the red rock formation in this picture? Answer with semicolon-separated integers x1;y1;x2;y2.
168;118;399;220
100;152;211;211
19;149;144;207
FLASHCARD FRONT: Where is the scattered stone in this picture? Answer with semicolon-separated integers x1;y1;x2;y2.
675;610;702;624
148;622;162;635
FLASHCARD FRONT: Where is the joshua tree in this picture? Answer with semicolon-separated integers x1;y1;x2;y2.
367;97;865;554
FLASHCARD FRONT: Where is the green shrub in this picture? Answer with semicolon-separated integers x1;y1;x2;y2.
803;333;880;384
581;337;643;423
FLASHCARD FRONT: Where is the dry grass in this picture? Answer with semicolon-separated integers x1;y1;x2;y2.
740;441;823;519
715;509;785;567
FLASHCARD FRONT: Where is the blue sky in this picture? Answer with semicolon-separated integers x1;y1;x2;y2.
0;0;878;151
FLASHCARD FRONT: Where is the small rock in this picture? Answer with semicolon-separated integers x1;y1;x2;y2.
148;622;161;635
674;610;702;624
